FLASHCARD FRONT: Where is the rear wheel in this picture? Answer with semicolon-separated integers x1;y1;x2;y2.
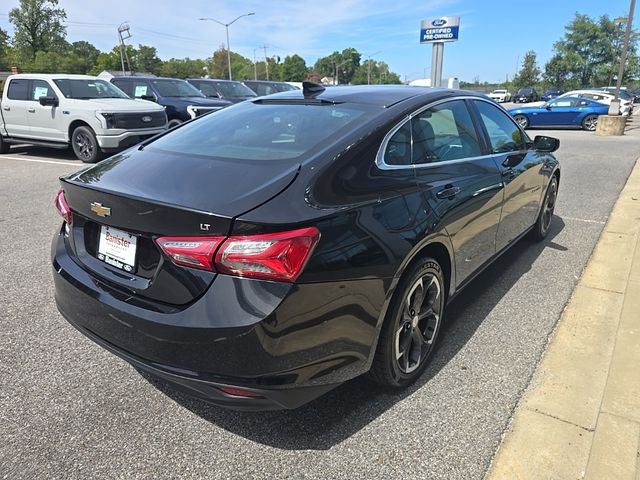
530;175;558;241
582;114;598;131
514;114;529;129
370;257;445;388
72;126;103;163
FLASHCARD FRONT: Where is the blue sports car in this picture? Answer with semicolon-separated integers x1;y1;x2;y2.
508;96;608;131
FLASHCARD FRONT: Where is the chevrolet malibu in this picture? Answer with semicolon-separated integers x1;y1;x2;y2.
52;84;560;410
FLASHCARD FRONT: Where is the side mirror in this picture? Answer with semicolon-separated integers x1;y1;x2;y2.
545;104;552;110
140;94;156;102
39;96;58;107
533;135;560;153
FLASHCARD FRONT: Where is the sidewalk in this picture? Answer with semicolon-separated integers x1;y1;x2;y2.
487;156;640;480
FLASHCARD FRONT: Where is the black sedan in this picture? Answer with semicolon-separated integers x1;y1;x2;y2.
52;84;560;410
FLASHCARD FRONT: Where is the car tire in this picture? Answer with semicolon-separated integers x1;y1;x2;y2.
530;175;558;241
514;114;529;129
71;126;103;163
582;114;599;131
0;136;10;154
369;257;445;388
168;119;183;129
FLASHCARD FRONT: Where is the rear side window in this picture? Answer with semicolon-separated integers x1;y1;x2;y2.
474;100;525;153
7;79;29;100
148;101;373;160
384;121;412;166
411;100;482;163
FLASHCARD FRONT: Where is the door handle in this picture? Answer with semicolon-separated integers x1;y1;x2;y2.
2;106;9;111
28;107;36;113
436;184;461;199
502;167;516;179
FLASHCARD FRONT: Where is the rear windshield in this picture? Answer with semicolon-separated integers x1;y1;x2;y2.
147;101;374;160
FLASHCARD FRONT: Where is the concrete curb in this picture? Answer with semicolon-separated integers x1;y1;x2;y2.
485;157;640;480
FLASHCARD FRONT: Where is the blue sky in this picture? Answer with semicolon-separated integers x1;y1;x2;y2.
0;0;636;82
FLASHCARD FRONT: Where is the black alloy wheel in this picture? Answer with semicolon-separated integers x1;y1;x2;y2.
582;114;599;131
531;175;558;241
72;126;103;163
370;257;445;387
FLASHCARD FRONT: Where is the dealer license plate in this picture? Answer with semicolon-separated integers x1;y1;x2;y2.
97;225;137;272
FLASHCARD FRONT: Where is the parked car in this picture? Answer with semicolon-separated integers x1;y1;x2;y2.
52;84;560;410
541;89;564;102
0;74;167;163
187;78;257;103
513;87;540;103
242;80;299;96
559;90;632;115
509;96;608;131
110;76;231;128
488;89;511;103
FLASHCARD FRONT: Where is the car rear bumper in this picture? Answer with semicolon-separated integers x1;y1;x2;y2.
52;228;383;409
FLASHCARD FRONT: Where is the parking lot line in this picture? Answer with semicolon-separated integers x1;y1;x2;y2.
1;155;79;166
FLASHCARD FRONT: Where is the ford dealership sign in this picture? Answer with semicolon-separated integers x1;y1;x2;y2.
420;16;460;43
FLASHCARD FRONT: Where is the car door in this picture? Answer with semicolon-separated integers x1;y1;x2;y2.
26;79;64;142
471;99;545;251
409;99;504;285
2;78;31;138
540;98;579;125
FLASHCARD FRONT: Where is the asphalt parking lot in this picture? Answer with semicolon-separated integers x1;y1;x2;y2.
2;121;640;479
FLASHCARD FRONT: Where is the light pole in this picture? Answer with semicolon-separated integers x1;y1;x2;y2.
363;50;381;85
199;12;254;80
333;59;351;85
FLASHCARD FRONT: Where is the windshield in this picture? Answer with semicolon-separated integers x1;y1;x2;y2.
517;88;533;95
54;79;129;99
213;81;256;98
147;101;374;160
152;79;204;98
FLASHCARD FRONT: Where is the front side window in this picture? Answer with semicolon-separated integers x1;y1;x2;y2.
7;79;29;100
411;100;482;163
30;80;55;101
474;100;525;153
131;81;152;98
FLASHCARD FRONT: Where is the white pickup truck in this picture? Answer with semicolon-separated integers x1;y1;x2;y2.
488;89;511;103
0;74;167;162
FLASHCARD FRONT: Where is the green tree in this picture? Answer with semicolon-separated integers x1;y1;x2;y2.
314;48;361;84
512;50;540;89
0;28;9;70
71;41;100;74
9;0;67;59
281;54;307;81
208;47;253;80
136;45;162;74
160;58;206;78
547;13;639;87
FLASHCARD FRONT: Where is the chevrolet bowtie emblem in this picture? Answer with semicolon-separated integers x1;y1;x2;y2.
90;202;111;217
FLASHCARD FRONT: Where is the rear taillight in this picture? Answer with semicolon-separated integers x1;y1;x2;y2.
155;227;320;282
54;189;72;224
155;236;224;271
215;227;320;282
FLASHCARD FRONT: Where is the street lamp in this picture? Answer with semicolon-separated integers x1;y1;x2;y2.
199;12;255;80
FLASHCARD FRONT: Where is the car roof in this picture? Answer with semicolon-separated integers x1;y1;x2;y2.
112;76;188;81
258;85;485;107
8;74;103;80
188;78;241;84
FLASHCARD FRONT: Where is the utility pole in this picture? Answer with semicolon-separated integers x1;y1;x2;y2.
615;0;635;100
117;23;132;75
262;44;269;80
199;13;255;80
253;48;258;80
363;50;381;85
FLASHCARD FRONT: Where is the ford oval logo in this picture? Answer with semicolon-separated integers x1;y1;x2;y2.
141;116;152;123
432;18;447;27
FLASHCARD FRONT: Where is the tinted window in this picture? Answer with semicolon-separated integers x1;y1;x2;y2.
112;79;132;96
7;79;29;100
411;100;482;163
384;121;412;166
30;80;55;101
148;101;373;160
131;80;152;98
151;79;203;98
474;101;525;153
212;81;256;98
